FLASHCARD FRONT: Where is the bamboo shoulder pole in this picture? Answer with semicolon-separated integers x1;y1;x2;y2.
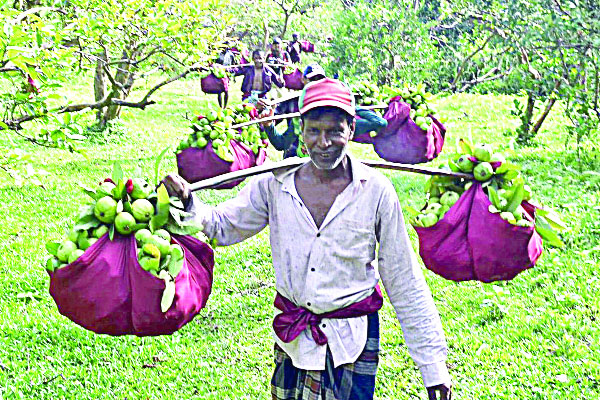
230;105;389;130
189;158;473;191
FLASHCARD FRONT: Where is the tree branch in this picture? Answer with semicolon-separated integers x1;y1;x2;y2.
452;33;497;90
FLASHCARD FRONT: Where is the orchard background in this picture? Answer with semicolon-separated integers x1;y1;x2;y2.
1;0;599;399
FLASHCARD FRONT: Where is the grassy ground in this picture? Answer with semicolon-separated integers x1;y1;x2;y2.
0;75;599;399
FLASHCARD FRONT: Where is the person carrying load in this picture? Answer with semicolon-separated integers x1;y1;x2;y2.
163;78;452;400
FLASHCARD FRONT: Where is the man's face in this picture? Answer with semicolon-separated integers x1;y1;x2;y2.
272;43;281;55
253;53;264;68
301;112;354;170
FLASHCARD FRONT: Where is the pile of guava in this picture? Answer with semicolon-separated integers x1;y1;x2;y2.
177;103;266;161
383;82;444;131
411;139;566;246
44;163;203;274
350;81;382;106
199;66;227;80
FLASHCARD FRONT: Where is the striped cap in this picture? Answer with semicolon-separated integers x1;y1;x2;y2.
299;78;356;117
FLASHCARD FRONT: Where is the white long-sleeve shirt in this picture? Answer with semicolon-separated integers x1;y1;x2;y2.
188;156;450;387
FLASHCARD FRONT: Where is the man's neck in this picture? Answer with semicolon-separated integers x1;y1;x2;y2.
302;156;351;183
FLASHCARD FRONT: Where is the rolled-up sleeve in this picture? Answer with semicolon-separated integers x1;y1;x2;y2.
187;175;270;246
375;181;451;388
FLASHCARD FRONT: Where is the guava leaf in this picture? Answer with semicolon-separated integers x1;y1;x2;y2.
109;224;115;241
535;215;564;247
160;254;171;270
112;162;123;184
424;178;432;193
536;208;568;231
154;146;171;187
79;184;103;201
161;280;176;312
75;214;102;231
132;223;148;232
150;184;170;232
116;200;124;214
169;197;185;209
496;162;520;175
503;170;520;180
458;138;473;155
45;242;60;256
506;183;524;213
168;257;183;278
487;187;502;209
112;180;126;201
403;205;421;218
78;204;96;220
123;201;133;214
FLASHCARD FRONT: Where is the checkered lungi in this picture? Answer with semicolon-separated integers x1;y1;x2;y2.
271;312;379;400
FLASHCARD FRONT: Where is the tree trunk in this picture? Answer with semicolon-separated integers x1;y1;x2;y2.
281;12;290;39
93;52;107;122
102;49;134;125
531;97;556;136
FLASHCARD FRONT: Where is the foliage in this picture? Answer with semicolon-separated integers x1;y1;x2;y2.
0;80;598;398
326;0;442;87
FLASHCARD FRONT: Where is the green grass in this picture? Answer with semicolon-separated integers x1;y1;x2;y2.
0;76;599;399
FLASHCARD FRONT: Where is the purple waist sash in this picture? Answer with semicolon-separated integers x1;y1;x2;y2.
272;286;384;346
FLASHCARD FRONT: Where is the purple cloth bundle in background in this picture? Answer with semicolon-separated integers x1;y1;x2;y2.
177;139;267;189
283;68;304;91
48;234;214;336
373;97;445;164
201;74;229;94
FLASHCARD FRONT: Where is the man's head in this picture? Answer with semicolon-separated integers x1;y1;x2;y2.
252;49;265;68
272;37;283;55
302;63;326;85
299;78;356;170
292;33;299;41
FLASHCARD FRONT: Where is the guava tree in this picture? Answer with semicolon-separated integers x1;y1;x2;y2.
325;0;441;86
1;0;233;139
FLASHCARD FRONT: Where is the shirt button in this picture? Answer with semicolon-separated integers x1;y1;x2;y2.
321;324;326;328
307;302;311;306
316;233;321;237
310;268;315;272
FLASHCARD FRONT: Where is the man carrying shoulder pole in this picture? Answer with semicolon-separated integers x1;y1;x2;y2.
162;78;452;400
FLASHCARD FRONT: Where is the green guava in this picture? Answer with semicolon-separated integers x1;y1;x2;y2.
139;256;160;272
80;237;97;250
146;235;170;258
169;244;184;260
57;240;77;262
473;144;493;162
500;211;516;223
131;199;154;222
130;178;153;200
94;196;118;223
473;162;494;181
440;191;460;207
142;243;161;259
99;181;116;195
425;202;443;216
421;213;439;227
68;230;79;242
45;257;62;272
456;154;474;172
154;229;171;243
490;153;506;164
68;249;85;264
439;205;450;219
135;228;152;245
114;212;136;235
93;225;109;239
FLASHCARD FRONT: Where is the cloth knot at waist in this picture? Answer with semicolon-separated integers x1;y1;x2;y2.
272;286;383;346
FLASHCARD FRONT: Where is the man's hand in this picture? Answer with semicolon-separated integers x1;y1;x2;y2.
161;174;191;207
427;383;451;400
